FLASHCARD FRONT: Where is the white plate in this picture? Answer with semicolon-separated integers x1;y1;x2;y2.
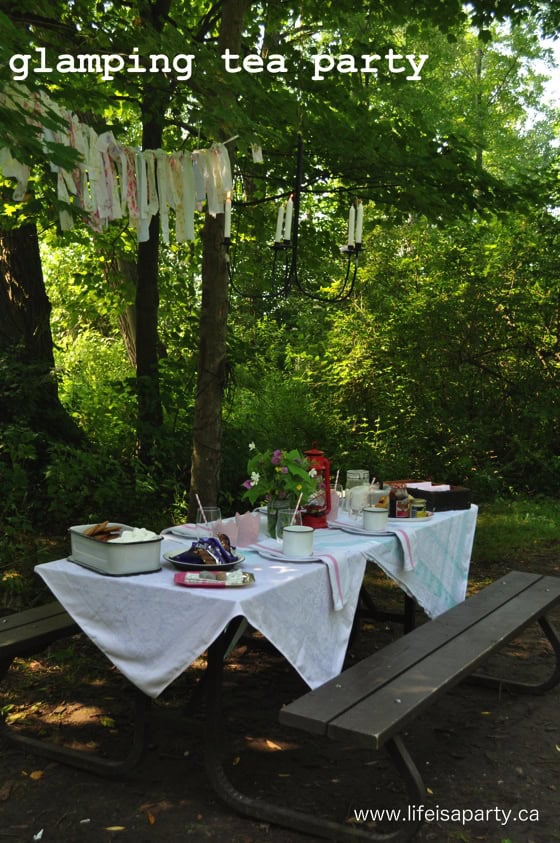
388;512;433;522
339;524;393;537
174;571;255;588
256;549;323;564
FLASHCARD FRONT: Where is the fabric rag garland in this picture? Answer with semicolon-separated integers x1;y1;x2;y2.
0;88;233;244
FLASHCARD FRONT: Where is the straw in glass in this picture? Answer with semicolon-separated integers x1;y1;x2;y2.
291;492;303;525
195;493;207;523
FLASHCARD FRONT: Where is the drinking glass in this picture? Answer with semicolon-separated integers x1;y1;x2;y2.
196;506;222;538
345;470;370;514
275;509;303;542
329;483;344;519
349;486;371;519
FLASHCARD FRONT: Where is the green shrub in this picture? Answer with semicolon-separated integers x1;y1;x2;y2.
54;330;136;456
43;444;136;530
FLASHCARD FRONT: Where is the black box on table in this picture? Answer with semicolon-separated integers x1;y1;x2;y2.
405;484;471;512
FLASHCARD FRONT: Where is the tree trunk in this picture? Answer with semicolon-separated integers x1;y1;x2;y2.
101;255;137;368
135;213;163;460
0;222;83;443
189;214;229;509
134;0;172;462
189;0;251;516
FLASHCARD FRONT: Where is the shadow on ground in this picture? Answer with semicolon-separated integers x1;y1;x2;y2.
1;553;559;843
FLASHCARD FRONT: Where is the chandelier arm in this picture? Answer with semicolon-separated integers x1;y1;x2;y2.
293;254;359;303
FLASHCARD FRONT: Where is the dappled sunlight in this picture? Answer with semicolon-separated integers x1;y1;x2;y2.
4;698;117;748
244;735;300;753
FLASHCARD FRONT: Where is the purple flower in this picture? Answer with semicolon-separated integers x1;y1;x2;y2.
242;479;252;490
280;466;288;473
271;449;283;465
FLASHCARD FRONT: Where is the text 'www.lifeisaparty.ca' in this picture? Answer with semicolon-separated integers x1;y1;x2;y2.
353;805;540;827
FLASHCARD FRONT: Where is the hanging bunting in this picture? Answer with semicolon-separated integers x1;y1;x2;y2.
0;87;232;245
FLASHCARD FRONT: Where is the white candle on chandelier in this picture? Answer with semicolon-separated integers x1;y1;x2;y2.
224;191;232;238
348;204;356;247
283;195;293;241
355;201;363;244
275;203;285;242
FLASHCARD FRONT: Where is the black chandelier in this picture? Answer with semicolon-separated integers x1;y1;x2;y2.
223;136;364;304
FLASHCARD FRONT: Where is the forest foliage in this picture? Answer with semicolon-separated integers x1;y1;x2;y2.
1;0;559;563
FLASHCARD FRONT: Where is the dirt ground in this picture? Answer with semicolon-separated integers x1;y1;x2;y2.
1;551;560;843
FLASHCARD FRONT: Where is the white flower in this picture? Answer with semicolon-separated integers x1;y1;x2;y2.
308;468;318;478
248;441;256;451
250;471;260;484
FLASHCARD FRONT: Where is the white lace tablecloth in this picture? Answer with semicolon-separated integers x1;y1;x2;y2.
35;506;476;700
35;536;369;699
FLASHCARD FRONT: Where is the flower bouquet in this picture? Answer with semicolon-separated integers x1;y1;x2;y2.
242;444;319;537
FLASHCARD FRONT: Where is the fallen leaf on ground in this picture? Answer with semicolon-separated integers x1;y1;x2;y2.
0;780;13;800
29;771;44;781
139;799;174;817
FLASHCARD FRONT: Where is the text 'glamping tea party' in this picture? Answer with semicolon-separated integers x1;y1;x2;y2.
7;47;429;83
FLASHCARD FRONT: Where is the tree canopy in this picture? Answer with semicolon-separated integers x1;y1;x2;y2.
0;0;559;537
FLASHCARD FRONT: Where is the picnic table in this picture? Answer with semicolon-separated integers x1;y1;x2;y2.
3;506;505;841
32;507;478;698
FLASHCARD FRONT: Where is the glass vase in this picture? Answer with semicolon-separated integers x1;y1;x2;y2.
266;498;292;539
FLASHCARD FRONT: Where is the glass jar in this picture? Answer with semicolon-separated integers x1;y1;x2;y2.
346;469;370;490
410;498;427;518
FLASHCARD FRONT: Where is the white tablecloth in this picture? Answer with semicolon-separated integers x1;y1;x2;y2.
364;506;478;617
35;536;369;699
330;505;478;618
35;506;476;700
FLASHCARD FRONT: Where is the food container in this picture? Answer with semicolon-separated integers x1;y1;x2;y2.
394;496;411;518
69;523;163;576
367;486;391;507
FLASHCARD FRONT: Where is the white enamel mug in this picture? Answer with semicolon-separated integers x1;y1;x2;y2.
282;525;314;557
362;507;389;531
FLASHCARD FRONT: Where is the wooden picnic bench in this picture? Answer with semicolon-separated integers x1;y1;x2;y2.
0;600;149;776
204;570;560;842
0;601;79;666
